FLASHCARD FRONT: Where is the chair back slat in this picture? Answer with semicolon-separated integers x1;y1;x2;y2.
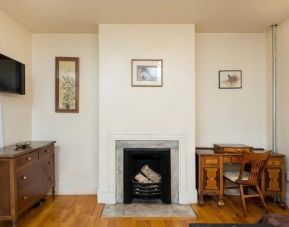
238;151;271;185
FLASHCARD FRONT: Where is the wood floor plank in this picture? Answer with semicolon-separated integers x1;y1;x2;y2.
0;195;287;227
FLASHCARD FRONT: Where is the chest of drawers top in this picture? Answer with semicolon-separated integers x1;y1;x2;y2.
0;141;56;159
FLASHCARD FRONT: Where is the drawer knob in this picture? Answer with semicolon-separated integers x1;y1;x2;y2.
210;177;214;181
49;176;53;181
48;161;51;165
26;157;32;161
22;176;27;180
45;150;50;153
273;179;278;182
23;196;28;200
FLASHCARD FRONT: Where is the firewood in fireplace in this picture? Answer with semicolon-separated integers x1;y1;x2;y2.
141;165;162;183
134;172;153;183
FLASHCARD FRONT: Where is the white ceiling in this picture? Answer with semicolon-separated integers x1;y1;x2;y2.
1;0;289;33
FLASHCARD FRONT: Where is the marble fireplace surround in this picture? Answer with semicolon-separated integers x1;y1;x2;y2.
97;133;196;204
115;140;179;203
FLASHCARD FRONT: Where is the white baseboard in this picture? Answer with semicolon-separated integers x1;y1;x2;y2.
56;181;97;195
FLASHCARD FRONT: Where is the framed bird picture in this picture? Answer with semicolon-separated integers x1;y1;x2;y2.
219;70;242;89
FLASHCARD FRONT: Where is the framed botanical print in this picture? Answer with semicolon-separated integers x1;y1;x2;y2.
131;59;163;87
55;57;79;113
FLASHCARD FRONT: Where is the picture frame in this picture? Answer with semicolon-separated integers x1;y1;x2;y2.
55;57;79;113
219;70;242;89
131;59;163;87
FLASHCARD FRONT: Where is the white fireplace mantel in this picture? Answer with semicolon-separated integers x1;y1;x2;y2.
97;133;197;204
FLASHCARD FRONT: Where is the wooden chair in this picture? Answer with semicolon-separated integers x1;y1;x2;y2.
224;151;271;216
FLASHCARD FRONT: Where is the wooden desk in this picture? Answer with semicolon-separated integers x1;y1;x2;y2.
196;148;286;208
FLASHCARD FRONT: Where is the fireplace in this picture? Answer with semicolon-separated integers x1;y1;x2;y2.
123;148;171;204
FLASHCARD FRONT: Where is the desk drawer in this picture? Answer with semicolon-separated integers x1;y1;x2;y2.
267;158;282;166
231;157;242;163
16;151;38;169
223;157;232;163
201;156;219;166
221;156;243;164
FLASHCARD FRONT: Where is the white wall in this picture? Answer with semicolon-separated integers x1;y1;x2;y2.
196;33;268;148
98;24;196;204
32;34;98;194
0;10;32;145
276;18;289;204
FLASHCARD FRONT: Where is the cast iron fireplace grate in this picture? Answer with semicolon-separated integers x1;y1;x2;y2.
132;180;161;197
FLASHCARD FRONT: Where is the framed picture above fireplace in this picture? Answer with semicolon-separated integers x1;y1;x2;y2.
131;59;163;87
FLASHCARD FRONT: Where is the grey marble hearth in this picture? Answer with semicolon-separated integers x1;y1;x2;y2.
115;140;179;203
101;203;196;217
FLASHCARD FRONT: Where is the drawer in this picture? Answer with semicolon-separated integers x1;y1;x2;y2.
201;156;219;166
42;155;54;184
17;184;40;212
231;156;242;163
223;157;232;163
39;145;54;159
16;151;38;169
43;155;54;175
223;156;242;163
16;164;39;190
267;159;282;166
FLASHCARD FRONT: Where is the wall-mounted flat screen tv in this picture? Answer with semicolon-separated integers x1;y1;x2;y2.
0;53;25;95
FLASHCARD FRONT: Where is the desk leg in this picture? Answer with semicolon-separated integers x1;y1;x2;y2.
280;201;287;209
52;186;55;201
218;156;224;208
218;196;224;208
280;186;287;209
198;195;205;206
281;161;287;209
198;164;205;206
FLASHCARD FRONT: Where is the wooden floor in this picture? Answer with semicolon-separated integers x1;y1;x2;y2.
0;195;288;227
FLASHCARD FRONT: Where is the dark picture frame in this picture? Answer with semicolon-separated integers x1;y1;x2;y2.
219;70;242;89
55;57;79;113
131;59;163;87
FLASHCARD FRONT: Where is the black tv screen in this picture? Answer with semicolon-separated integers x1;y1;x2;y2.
0;53;25;95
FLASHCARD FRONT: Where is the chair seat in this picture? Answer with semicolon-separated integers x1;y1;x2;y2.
224;171;249;182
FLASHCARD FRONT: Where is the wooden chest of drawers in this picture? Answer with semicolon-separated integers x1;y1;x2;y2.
0;141;56;225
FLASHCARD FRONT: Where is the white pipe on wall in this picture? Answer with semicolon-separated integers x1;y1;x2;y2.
272;24;278;155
